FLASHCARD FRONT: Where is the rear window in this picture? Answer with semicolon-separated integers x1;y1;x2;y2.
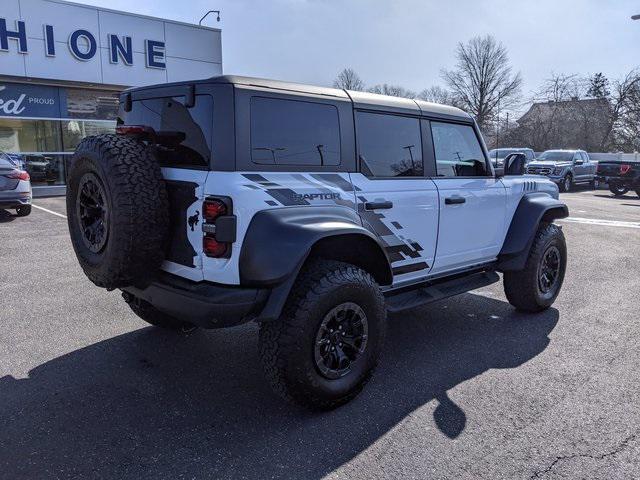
121;95;213;168
250;97;340;166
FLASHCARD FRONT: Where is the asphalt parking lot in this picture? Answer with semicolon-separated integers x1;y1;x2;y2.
1;189;639;479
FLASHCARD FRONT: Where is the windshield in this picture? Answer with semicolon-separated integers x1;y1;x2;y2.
538;151;574;162
488;148;521;159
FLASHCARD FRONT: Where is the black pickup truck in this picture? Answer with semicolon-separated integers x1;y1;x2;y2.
597;160;640;197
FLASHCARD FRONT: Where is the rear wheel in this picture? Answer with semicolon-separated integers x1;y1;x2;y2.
609;185;629;196
15;205;31;217
504;223;567;313
259;260;386;410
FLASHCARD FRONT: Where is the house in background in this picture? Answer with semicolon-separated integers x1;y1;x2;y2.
508;97;611;152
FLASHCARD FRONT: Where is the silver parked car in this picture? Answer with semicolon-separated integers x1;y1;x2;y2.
0;151;32;217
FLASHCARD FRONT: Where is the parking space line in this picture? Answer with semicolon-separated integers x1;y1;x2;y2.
32;204;67;219
560;216;640;229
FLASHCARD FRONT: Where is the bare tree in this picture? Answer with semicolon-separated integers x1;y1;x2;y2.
533;73;584;103
368;84;416;98
603;69;640;151
333;68;365;91
418;86;457;106
442;35;522;132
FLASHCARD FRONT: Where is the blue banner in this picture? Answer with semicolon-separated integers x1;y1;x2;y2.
0;82;66;119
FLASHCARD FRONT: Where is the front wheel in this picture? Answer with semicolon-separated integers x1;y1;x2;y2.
503;223;567;313
259;260;386;410
609;185;629;196
559;174;572;193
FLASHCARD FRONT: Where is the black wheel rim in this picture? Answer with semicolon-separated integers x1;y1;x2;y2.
538;246;561;294
314;302;369;380
76;173;109;253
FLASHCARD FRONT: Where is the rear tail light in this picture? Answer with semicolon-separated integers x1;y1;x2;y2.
6;170;29;181
202;197;233;258
203;199;227;222
620;164;631;175
203;236;228;257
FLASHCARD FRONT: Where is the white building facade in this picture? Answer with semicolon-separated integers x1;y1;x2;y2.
0;0;222;194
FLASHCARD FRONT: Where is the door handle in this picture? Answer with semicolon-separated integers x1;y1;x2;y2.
364;201;393;210
445;196;466;205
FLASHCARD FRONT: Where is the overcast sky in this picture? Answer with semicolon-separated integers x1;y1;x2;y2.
78;0;640;102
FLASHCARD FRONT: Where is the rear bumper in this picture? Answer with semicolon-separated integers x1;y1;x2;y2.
122;272;270;329
0;194;31;209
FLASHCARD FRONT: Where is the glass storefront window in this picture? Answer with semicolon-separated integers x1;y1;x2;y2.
21;153;67;186
62;120;116;152
0;84;120;189
0;118;62;153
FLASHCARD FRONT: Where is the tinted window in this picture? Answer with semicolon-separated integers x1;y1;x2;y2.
431;122;488;177
122;95;213;168
356;112;423;177
250;97;340;166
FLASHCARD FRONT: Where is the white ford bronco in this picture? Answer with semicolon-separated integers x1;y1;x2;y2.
66;76;568;410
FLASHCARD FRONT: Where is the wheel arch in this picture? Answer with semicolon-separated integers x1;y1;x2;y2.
239;206;392;287
497;193;569;272
240;206;393;322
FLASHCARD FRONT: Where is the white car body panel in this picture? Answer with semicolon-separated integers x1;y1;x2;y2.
160;166;560;287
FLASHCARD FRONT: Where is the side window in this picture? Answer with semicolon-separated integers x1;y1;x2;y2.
250;97;340;166
123;95;212;168
581;152;589;162
356;112;423;177
430;122;488;177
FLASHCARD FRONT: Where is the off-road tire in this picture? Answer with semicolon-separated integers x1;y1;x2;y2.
504;223;567;313
609;185;629;196
15;205;31;217
259;260;386;410
123;293;196;332
66;134;168;289
559;174;572;193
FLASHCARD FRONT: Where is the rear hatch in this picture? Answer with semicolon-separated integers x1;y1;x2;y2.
119;90;215;282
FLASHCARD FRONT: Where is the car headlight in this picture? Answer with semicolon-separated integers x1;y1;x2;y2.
553;167;565;175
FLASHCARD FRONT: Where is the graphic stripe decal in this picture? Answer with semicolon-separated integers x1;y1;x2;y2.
392;262;429;275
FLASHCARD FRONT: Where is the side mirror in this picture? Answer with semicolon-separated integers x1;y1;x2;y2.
504;153;526;176
574;159;584;165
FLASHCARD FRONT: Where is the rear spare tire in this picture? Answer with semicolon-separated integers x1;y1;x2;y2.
66;134;168;289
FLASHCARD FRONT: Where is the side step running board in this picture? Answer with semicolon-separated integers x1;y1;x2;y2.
385;271;500;313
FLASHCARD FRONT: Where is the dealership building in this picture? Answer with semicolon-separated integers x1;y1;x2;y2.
0;0;222;195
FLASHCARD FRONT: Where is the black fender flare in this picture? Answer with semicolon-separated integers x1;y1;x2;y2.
497;193;569;271
239;206;392;287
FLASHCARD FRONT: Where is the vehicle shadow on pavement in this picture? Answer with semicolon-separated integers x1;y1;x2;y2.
0;293;558;479
0;209;16;223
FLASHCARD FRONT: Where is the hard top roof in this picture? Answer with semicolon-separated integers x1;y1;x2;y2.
127;75;471;119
